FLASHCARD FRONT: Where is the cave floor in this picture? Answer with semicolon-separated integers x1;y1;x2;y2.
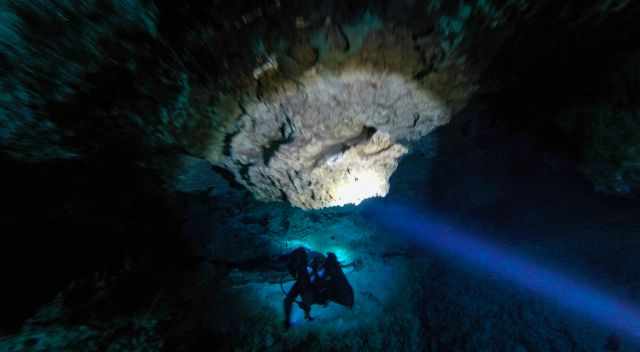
3;133;639;351
179;148;640;351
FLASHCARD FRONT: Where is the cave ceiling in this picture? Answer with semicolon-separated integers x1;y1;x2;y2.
1;0;639;206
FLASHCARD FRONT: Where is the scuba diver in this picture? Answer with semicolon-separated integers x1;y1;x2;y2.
283;247;354;329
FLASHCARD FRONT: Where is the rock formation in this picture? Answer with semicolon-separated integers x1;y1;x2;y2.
212;69;451;208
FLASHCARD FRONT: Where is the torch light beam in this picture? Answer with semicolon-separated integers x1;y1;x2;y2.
365;202;640;342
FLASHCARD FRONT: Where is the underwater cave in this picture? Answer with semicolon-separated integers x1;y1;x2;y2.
2;0;640;351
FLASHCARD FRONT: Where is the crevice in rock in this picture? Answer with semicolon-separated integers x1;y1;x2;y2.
262;120;295;166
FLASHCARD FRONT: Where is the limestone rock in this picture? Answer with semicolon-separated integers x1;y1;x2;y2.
325;18;349;53
210;68;451;209
289;37;318;68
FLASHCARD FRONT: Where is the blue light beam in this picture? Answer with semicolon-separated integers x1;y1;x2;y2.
365;202;640;341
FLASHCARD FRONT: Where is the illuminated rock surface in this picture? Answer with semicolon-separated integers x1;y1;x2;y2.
216;69;450;208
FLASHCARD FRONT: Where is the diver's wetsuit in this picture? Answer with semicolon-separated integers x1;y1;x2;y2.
284;248;333;328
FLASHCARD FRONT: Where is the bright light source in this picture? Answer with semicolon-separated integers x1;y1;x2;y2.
330;169;388;207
